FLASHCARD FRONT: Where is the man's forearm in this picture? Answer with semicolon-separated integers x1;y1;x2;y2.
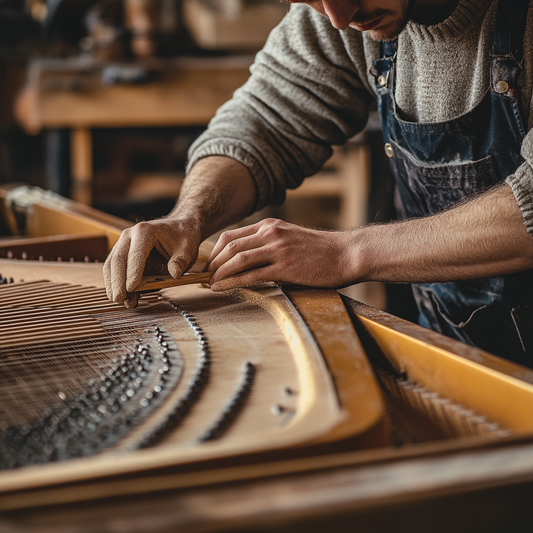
355;184;533;283
204;183;533;293
169;156;257;241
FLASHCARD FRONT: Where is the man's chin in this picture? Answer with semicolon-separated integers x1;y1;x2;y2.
349;21;406;42
364;29;395;42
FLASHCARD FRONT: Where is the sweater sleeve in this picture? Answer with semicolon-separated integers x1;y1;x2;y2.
506;130;533;237
186;5;374;211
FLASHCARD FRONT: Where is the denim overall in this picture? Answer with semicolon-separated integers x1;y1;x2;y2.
373;0;533;366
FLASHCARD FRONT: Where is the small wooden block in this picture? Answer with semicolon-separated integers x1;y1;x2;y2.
134;272;213;292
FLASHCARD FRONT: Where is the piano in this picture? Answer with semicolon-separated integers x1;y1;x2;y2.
1;184;533;532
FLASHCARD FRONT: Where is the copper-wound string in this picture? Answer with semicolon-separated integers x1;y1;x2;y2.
0;282;173;426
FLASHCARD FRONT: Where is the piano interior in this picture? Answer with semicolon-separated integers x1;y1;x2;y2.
1;184;533;514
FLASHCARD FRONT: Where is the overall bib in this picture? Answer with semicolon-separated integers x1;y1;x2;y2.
373;0;533;366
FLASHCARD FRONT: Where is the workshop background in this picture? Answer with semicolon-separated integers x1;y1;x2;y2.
0;0;416;317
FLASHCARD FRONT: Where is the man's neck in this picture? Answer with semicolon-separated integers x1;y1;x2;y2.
411;0;460;25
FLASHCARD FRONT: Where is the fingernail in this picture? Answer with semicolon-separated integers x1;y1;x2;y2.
124;293;139;309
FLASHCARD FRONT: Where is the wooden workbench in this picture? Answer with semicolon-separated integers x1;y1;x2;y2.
15;56;254;204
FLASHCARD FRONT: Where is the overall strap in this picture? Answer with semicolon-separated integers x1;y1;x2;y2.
491;0;530;98
378;40;396;59
493;0;530;60
373;40;397;89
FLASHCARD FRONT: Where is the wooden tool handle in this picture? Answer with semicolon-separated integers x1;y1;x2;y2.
134;272;213;292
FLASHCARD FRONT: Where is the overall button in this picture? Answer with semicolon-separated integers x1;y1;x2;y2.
378;74;388;88
495;80;509;93
384;143;394;158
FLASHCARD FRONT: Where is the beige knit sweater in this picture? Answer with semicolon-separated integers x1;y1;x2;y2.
187;0;533;236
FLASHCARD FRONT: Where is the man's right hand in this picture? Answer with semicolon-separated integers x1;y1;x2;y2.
103;156;258;308
103;217;202;308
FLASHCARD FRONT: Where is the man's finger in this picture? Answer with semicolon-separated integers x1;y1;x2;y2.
211;245;272;284
208;223;261;263
104;235;132;302
124;292;140;309
211;264;274;291
126;238;157;293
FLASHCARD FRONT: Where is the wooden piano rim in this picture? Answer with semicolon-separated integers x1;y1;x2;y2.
0;185;128;252
0;414;531;512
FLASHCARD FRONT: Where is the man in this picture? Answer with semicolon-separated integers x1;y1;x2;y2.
104;0;533;365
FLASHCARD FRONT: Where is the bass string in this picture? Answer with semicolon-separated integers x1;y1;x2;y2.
0;337;131;424
0;284;107;303
0;327;147;382
0;337;126;367
0;301;183;420
0;339;119;395
0;281;158;309
0;300;174;366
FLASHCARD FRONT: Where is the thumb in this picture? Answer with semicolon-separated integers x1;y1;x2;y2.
168;248;200;278
167;255;186;279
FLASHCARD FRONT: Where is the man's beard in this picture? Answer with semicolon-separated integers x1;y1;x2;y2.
350;0;418;41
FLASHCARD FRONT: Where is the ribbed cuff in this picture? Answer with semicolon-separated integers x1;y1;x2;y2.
506;162;533;238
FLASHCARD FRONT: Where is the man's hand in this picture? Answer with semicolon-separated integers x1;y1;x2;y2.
207;218;358;290
104;217;202;308
103;155;257;308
